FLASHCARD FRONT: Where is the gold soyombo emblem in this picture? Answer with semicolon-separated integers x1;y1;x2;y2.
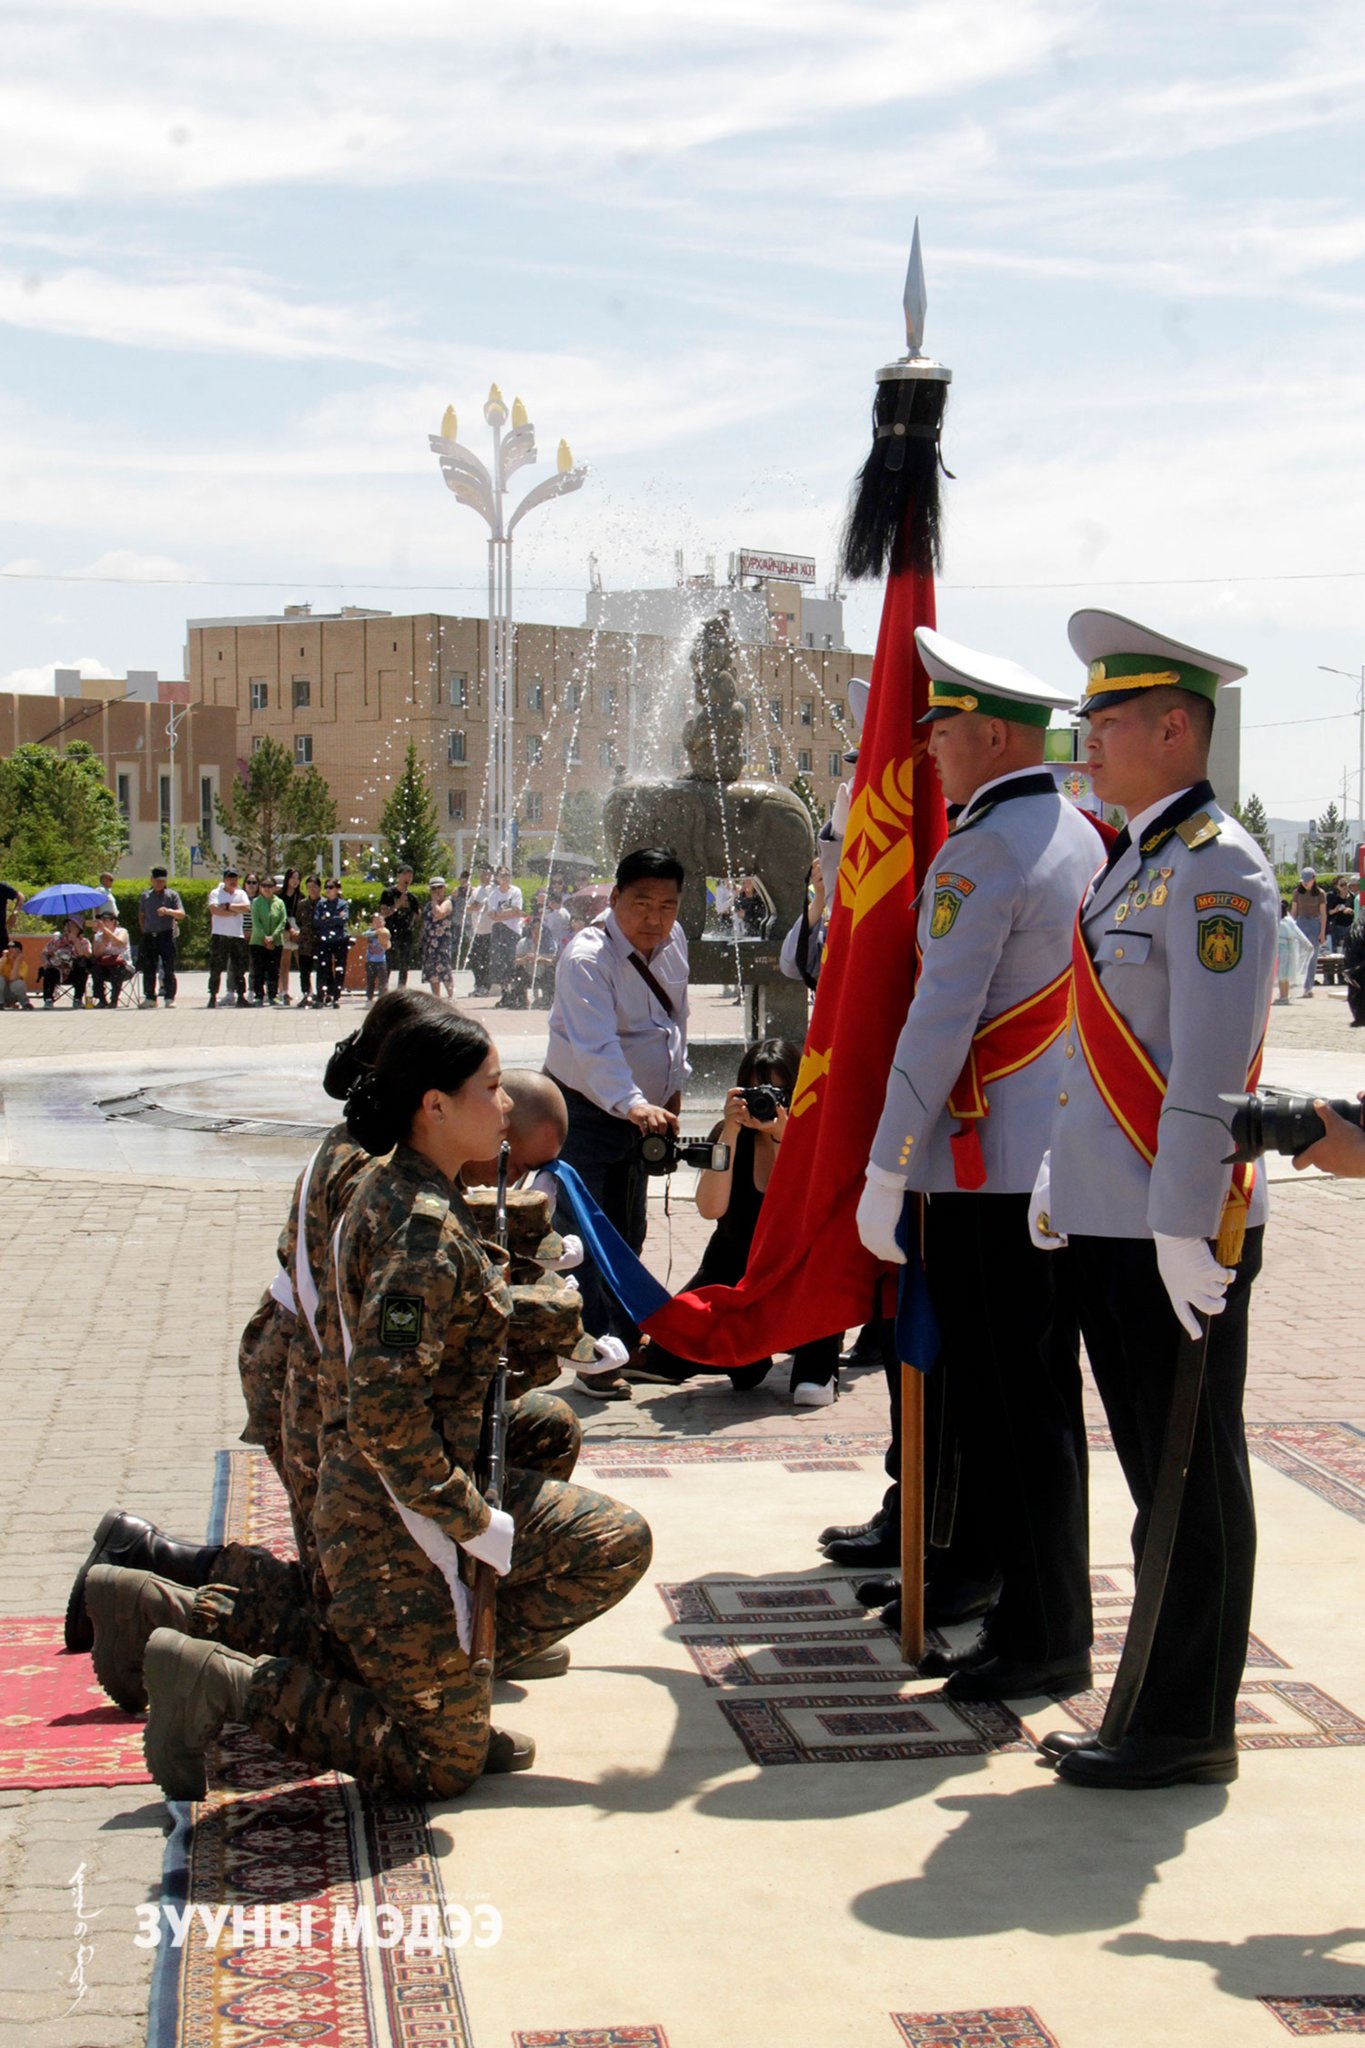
836;755;919;934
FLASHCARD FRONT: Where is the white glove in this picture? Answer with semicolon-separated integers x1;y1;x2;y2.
1154;1233;1232;1340
547;1232;584;1271
1028;1151;1067;1251
563;1334;629;1378
856;1165;907;1265
461;1506;515;1578
831;779;853;839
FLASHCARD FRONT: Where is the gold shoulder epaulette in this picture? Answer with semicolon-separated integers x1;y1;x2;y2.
1177;812;1221;851
411;1191;450;1223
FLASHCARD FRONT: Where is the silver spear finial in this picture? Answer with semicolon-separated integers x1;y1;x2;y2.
878;216;951;385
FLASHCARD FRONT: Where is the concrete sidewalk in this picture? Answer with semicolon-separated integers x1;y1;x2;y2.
0;977;1362;2045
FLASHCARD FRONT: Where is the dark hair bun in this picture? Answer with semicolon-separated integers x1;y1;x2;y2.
344;1070;399;1154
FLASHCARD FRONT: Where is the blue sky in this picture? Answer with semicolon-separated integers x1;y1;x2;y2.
1;0;1363;830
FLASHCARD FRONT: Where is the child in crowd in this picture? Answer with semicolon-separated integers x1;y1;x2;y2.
364;909;391;1002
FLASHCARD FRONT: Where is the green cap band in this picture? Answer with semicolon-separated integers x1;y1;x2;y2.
924;683;1055;727
1085;654;1220;705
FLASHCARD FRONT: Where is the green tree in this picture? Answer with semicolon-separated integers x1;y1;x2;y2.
555;788;607;866
0;740;127;883
284;766;339;872
1233;792;1272;857
214;739;340;875
378;741;442;881
789;772;821;830
1309;803;1345;870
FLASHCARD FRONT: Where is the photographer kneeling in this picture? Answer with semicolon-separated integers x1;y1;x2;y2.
646;1038;840;1405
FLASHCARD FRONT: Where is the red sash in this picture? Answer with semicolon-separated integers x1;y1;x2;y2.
946;969;1071;1191
1069;910;1262;1262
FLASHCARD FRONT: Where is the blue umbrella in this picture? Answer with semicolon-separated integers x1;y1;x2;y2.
22;884;110;919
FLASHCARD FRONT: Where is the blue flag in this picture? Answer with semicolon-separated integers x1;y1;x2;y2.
542;1159;671;1325
894;1193;939;1374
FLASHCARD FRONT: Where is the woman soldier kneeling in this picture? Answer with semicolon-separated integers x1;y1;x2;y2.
142;1008;653;1801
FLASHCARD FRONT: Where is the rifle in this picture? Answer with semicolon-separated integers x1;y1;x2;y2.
469;1140;511;1679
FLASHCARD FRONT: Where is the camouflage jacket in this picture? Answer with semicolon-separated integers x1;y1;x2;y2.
276;1120;370;1351
318;1145;514;1545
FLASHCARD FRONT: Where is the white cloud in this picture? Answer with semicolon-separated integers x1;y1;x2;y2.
0;654;116;693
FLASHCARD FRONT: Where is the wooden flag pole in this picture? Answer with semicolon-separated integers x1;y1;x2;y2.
899;1361;925;1664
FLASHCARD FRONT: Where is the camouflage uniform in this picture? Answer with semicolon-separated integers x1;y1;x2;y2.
235;1144;652;1800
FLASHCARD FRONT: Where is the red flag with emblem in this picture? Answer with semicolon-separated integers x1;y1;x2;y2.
641;555;946;1367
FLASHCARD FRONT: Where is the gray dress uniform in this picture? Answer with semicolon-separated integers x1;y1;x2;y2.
862;626;1103;1679
1049;794;1277;1238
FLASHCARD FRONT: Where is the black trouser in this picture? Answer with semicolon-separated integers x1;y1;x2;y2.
139;932;177;1002
389;941;412;988
550;1083;647;1350
42;961;89;1003
208;934;249;1000
315;945;345;1004
468;931;491;989
250;943;280;1002
296;952;315;1000
90;962;128;1005
919;1192;1091;1662
1064;1228;1262;1743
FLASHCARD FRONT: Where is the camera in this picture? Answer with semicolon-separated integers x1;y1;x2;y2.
1219;1090;1365;1163
639;1132;732;1176
741;1084;789;1124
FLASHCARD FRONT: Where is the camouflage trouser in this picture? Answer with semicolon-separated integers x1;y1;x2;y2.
242;1394;652;1800
237;1290;294;1484
280;1326;325;1603
196;1392;594;1690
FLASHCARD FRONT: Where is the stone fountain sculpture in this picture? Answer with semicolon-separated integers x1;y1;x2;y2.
603;611;815;1043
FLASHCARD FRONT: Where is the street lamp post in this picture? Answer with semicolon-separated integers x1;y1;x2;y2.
1317;662;1365;860
429;389;588;866
166;702;187;876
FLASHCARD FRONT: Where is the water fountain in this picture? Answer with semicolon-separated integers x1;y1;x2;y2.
603;610;815;1049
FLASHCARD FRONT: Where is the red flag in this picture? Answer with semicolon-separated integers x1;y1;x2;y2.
642;557;946;1367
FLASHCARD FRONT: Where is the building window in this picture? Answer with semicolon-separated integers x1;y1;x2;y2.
563;681;581;712
447;789;465;821
526;734;542;766
292;677;311;709
525;791;544;825
829;700;844;724
448;729;466;766
604;688;618;719
294;735;313;766
599;739;614;770
768;746;782;775
798;749;812;774
251;735;266;754
200;776;214;850
116;772;132;823
768;697;783;725
527;681;544;713
158;774;171;828
249;680;268;712
829;751;843;778
564;734;581;766
449;673;467;708
799;699;813;727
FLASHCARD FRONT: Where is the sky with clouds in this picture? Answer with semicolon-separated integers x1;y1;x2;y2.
1;0;1362;833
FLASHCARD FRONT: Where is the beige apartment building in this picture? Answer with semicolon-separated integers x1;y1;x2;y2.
186;605;872;865
0;680;238;875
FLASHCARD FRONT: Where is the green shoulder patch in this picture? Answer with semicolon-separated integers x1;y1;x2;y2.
929;888;964;939
1197;914;1243;973
379;1293;425;1347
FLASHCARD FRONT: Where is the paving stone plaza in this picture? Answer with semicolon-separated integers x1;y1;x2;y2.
1;970;1363;2047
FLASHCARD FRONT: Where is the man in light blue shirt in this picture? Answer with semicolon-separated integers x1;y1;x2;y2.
546;847;690;1360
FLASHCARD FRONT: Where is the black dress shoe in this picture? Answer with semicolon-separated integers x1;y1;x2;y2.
1055;1732;1238;1789
823;1525;900;1568
64;1511;223;1653
853;1573;899;1608
944;1651;1093;1703
923;1573;1003;1630
916;1632;988;1679
1039;1727;1094;1757
819;1516;884;1551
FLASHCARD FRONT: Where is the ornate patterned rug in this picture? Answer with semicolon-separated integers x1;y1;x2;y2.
147;1456;471;2048
0;1616;151;1788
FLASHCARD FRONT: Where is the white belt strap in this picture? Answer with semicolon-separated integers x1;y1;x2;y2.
269;1268;298;1316
293;1143;323;1348
330;1219;472;1650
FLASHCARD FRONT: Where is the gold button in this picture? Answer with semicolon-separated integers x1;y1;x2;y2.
1114;947;1125;960
1065;1043;1075;1058
1058;1091;1069;1105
